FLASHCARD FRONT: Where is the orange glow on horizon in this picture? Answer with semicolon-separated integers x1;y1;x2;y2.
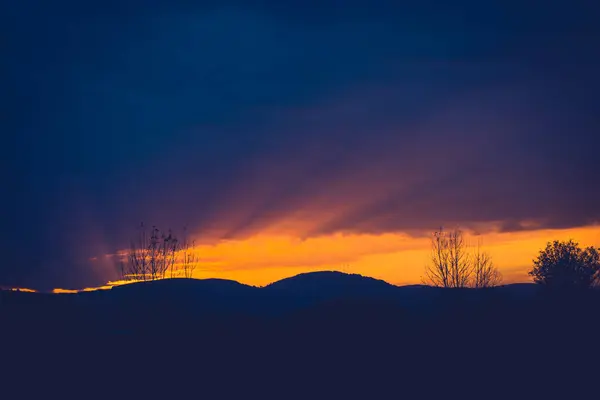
91;224;600;290
175;224;600;287
10;224;598;294
51;279;140;294
52;288;80;294
7;287;38;293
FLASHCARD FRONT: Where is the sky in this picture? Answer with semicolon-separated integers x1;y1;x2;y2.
2;1;600;291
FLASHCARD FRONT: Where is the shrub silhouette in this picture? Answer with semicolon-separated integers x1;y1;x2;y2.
529;240;600;289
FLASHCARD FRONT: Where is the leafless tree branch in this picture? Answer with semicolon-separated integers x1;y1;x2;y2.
423;228;501;288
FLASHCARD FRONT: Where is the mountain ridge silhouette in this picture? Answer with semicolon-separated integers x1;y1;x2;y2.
1;270;541;319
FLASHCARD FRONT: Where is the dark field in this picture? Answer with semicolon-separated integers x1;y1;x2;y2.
2;272;598;398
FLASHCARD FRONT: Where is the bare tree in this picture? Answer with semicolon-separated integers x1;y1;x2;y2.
423;228;501;288
163;230;179;278
425;229;451;288
148;226;160;280
121;223;181;281
472;242;502;288
179;228;199;279
156;229;178;279
127;223;151;281
424;228;472;288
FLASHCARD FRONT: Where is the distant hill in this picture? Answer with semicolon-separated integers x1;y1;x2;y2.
92;277;268;318
1;272;541;311
267;271;396;296
109;277;258;299
0;272;545;326
492;282;540;297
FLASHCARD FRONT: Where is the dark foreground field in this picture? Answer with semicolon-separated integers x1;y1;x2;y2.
1;272;599;398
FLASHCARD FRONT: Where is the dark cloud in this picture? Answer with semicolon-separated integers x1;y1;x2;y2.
2;1;599;289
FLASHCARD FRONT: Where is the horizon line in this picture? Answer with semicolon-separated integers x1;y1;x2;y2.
1;269;535;294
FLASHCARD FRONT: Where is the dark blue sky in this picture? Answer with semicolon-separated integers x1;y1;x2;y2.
2;1;600;289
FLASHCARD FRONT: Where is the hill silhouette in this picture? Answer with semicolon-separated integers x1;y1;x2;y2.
266;271;395;294
107;277;261;309
1;272;544;315
265;271;401;310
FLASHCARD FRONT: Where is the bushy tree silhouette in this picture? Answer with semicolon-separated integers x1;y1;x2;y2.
529;240;600;289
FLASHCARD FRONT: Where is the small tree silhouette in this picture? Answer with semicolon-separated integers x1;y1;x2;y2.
529;240;600;289
423;228;502;288
122;223;181;281
424;228;472;288
472;242;502;288
179;227;199;279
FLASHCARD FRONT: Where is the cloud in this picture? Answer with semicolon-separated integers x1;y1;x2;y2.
185;83;600;241
2;1;599;289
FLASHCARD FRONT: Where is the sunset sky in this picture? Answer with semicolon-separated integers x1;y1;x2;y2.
3;1;600;291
